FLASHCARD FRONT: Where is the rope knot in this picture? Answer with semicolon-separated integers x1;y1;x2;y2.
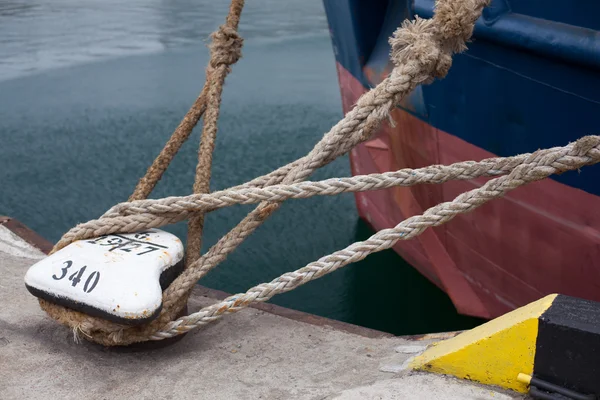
389;0;490;83
389;17;452;82
433;0;491;53
209;25;243;68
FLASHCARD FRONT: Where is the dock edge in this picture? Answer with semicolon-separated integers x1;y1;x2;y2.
410;293;600;397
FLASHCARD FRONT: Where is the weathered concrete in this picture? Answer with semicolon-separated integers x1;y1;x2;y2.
0;224;525;400
331;373;518;400
0;223;45;260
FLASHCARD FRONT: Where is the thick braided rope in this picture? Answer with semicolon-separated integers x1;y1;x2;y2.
42;0;494;345
186;0;245;268
81;136;600;345
151;136;600;339
84;140;600;218
55;150;547;242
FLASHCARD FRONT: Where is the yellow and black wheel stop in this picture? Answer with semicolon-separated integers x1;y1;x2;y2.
409;294;600;397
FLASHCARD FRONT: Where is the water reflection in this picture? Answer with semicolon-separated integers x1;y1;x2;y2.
0;0;329;82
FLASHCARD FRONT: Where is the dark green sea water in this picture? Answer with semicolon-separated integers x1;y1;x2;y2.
0;0;483;335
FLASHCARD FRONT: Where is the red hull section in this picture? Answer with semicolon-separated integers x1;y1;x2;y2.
337;63;600;319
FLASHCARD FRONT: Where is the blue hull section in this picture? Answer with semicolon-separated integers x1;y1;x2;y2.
323;0;600;196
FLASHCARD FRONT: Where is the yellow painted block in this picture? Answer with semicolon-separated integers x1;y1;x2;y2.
410;294;557;393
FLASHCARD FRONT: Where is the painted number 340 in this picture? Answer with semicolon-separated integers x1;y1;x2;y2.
52;260;100;293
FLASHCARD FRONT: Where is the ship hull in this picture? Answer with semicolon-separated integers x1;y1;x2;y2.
324;0;600;319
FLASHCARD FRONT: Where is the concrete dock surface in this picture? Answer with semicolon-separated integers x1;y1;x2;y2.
0;222;525;399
